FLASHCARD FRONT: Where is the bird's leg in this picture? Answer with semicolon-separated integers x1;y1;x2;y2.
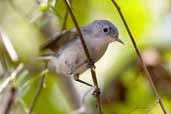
88;60;96;69
73;74;93;87
73;74;100;96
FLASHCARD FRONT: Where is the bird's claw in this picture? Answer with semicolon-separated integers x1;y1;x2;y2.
88;60;96;69
92;87;100;97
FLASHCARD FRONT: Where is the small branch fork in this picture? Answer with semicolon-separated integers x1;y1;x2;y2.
111;0;168;114
64;0;103;114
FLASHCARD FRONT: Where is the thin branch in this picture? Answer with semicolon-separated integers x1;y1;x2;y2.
63;0;103;114
111;1;168;114
0;64;24;93
28;64;48;114
61;9;69;30
90;69;102;113
61;0;72;30
2;87;17;114
63;0;91;62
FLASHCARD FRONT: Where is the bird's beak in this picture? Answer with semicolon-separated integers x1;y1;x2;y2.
117;38;124;44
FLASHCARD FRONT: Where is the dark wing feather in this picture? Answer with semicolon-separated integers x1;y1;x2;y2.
41;29;78;52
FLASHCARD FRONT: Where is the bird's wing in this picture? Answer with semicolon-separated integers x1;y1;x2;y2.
41;29;78;52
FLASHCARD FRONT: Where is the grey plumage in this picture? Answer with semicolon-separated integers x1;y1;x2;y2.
41;20;123;76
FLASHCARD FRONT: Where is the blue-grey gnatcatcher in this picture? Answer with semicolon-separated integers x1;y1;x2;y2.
40;20;123;86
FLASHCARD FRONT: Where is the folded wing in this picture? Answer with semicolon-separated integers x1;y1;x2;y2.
41;29;78;52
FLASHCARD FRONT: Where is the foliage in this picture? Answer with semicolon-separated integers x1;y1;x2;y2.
0;0;171;114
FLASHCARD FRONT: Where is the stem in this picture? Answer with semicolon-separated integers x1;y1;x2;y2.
63;0;103;114
28;64;47;114
61;10;69;30
63;0;91;62
111;1;167;114
61;0;72;30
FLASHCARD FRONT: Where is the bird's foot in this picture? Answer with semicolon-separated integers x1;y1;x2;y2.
88;60;96;69
92;86;101;97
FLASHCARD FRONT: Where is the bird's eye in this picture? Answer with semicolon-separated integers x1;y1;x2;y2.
103;28;109;33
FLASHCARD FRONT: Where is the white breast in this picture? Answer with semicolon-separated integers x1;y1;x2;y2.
49;37;111;75
85;38;110;62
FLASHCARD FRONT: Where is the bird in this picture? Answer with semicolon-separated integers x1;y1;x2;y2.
40;20;123;86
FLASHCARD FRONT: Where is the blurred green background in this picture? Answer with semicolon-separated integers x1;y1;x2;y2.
0;0;171;114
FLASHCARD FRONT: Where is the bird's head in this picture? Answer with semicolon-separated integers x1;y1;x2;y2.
89;20;123;44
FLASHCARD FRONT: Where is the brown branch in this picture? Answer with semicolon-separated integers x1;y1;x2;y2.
90;68;102;113
2;87;17;114
63;0;103;114
61;0;72;30
61;10;69;30
63;0;92;62
111;0;168;114
28;64;47;114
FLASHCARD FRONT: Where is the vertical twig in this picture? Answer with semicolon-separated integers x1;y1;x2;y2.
63;0;103;114
28;64;47;114
2;87;16;114
111;1;168;114
28;75;45;114
63;0;91;62
90;68;102;113
61;10;69;30
61;0;72;31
